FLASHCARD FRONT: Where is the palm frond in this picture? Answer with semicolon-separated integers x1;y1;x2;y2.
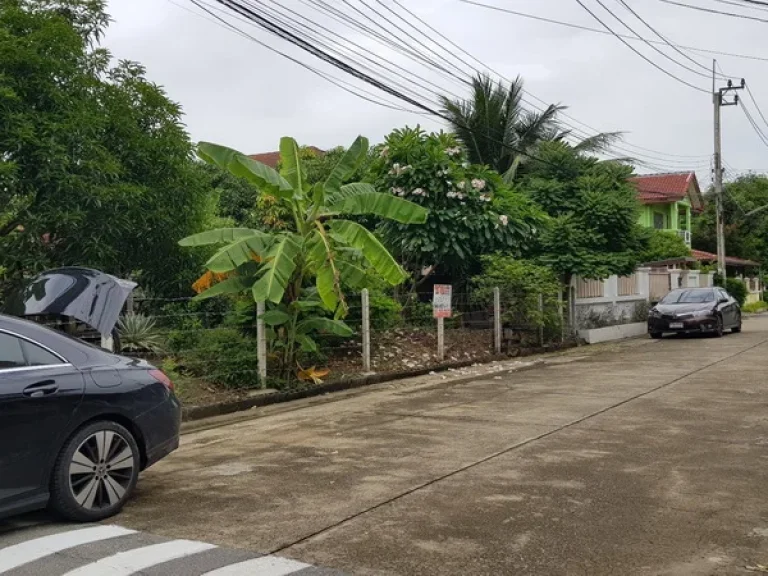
573;131;625;154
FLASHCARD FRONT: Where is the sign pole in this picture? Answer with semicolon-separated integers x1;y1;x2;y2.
437;317;444;362
432;284;452;363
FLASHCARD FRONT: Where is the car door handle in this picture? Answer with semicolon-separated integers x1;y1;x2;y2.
22;380;58;397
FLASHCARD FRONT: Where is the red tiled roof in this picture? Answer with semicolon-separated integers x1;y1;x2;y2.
630;172;695;204
247;146;325;168
691;249;760;266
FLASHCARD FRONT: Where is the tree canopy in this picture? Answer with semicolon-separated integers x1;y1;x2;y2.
693;175;768;264
522;142;643;284
0;0;214;298
367;126;546;287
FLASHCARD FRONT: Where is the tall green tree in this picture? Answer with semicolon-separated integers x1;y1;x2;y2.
180;136;428;381
693;175;768;263
441;74;622;183
0;0;213;298
522;142;643;285
367;126;545;288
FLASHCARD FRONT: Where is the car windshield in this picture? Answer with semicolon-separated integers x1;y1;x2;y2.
660;289;715;304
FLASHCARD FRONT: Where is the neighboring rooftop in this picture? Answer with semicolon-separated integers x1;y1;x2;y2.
691;249;760;267
643;248;760;268
630;171;704;211
248;146;325;168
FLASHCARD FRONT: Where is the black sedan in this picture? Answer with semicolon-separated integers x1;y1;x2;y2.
648;287;742;339
0;313;180;521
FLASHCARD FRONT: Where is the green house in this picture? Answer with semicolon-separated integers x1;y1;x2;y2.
629;172;704;247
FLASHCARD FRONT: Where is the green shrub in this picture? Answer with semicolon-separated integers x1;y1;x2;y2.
743;301;768;313
175;327;260;389
346;291;403;331
725;278;748;306
401;299;461;328
471;255;562;338
223;298;259;337
639;229;691;263
370;293;404;330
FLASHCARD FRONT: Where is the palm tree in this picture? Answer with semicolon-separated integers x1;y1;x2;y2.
441;74;623;181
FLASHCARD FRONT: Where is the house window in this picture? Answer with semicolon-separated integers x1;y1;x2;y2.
653;212;665;230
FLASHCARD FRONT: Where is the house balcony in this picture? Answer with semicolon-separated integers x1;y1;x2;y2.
676;229;691;247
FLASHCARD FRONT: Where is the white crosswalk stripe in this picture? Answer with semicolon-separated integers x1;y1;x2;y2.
0;524;342;576
201;556;311;576
0;526;136;574
61;539;217;576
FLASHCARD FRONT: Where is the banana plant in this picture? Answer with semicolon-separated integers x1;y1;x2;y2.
180;136;428;381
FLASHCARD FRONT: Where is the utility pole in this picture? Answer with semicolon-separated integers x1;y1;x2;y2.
713;59;744;283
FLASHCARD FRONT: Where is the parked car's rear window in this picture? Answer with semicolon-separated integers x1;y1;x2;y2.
661;289;715;304
0;332;26;369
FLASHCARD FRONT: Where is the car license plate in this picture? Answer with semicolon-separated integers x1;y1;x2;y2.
669;322;684;329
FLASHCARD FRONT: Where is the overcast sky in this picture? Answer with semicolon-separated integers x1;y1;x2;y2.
105;0;768;186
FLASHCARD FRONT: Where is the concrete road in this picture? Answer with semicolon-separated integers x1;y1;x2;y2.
5;318;768;575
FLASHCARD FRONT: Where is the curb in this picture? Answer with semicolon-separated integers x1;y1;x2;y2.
181;343;574;422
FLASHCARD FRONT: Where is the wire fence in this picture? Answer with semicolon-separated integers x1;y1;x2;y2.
118;287;573;394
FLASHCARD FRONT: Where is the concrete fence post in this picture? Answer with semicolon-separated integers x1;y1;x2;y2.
558;286;565;343
257;301;267;385
538;293;544;347
605;275;619;305
670;270;682;290
636;267;651;301
493;287;501;354
361;288;371;372
570;285;577;334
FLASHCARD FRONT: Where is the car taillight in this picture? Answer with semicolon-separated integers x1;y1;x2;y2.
149;369;174;391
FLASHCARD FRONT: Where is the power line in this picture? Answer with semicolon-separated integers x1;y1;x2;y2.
740;102;768;147
175;0;422;114
249;0;453;104
593;0;713;79
613;0;718;76
296;0;480;95
720;0;768;8
744;82;768;133
458;0;768;64
357;0;713;164
659;0;768;23
194;0;570;168
713;0;768;12
573;0;709;92
194;0;711;172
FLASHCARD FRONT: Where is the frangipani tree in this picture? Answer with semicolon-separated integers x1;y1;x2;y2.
179;136;427;381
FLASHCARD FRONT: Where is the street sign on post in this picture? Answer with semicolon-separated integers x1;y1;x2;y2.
433;285;452;361
433;285;452;318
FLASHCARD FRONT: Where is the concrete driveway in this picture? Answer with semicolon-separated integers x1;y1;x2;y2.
9;318;768;575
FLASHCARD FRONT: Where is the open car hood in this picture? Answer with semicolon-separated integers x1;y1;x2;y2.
3;267;137;337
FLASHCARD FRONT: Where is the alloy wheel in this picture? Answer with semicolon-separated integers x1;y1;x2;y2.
68;430;135;511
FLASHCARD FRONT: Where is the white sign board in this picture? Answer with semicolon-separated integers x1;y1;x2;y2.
433;284;452;318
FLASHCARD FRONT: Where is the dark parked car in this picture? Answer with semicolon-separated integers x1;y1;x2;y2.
648;287;742;339
0;269;180;522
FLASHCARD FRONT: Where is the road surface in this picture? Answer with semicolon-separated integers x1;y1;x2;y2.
3;317;768;575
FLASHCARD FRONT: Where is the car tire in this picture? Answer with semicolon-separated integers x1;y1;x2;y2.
714;315;724;338
732;314;742;333
650;332;663;339
49;421;140;522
